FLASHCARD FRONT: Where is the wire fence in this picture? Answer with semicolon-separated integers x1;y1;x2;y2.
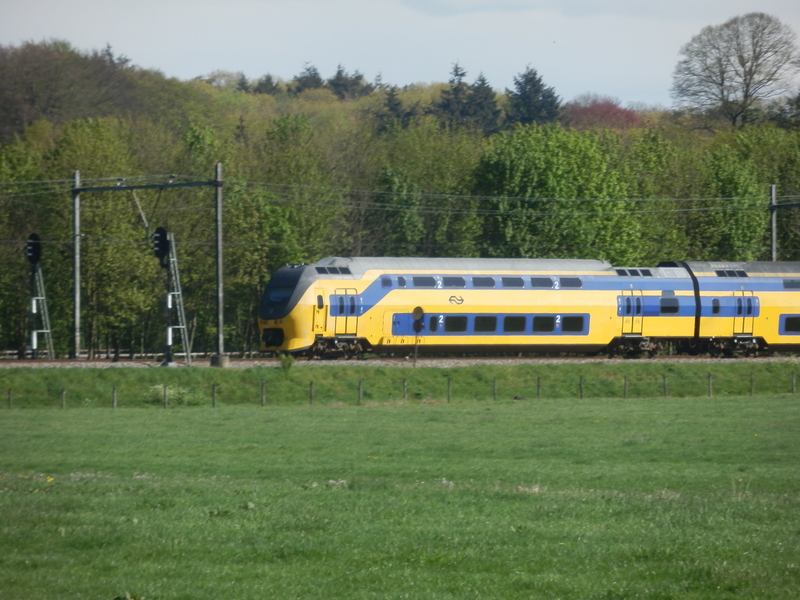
3;367;798;409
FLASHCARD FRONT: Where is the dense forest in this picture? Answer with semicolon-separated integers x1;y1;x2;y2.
2;40;800;358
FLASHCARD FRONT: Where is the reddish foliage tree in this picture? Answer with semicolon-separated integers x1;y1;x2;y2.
563;95;642;130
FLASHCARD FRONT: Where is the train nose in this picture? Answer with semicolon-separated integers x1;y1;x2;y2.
262;328;285;348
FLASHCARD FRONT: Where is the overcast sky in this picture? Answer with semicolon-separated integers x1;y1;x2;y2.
3;0;800;107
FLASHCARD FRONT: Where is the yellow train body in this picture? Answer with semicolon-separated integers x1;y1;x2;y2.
258;258;800;358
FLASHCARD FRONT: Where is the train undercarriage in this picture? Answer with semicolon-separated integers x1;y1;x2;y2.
291;335;767;360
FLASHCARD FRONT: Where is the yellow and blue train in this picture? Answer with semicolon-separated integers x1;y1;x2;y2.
258;257;800;358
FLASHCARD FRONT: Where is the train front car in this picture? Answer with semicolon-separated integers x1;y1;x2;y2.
258;263;320;354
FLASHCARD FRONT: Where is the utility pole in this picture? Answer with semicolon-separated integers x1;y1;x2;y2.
72;171;81;359
771;184;777;261
212;162;228;367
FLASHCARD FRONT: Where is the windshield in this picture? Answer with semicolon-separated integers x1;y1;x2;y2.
265;286;294;304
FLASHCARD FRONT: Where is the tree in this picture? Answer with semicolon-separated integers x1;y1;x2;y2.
467;74;501;136
504;67;560;127
434;63;471;127
290;63;324;95
252;74;281;95
671;13;800;128
327;65;373;100
562;94;642;130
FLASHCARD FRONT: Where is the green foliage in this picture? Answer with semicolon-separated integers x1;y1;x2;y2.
475;124;639;262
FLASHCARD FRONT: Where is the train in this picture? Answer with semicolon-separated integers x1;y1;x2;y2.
258;257;800;358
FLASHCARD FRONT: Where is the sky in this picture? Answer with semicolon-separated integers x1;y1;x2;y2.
3;0;800;107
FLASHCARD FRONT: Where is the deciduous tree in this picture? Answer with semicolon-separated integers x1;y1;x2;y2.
671;13;800;127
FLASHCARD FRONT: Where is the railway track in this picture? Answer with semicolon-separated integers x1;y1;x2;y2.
1;353;799;368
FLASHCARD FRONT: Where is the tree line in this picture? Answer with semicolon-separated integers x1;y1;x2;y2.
1;22;800;359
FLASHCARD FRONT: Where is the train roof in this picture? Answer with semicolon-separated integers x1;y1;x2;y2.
314;256;614;275
659;261;800;275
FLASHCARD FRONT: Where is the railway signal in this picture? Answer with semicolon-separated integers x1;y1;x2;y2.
152;226;169;262
26;233;41;265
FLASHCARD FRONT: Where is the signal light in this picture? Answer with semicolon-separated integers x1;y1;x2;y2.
26;233;41;265
412;306;424;333
152;227;169;260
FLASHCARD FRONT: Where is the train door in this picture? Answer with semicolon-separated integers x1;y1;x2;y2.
334;288;358;335
313;288;327;334
733;291;754;335
621;290;643;335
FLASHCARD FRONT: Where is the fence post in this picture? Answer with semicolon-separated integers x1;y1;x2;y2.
163;385;168;409
537;376;541;399
663;374;668;398
750;372;754;396
580;376;584;399
793;372;796;395
61;388;66;408
493;377;497;402
623;376;628;399
261;381;266;407
403;379;407;402
112;387;117;410
708;373;713;398
358;379;363;405
447;377;451;403
309;381;314;405
212;383;217;408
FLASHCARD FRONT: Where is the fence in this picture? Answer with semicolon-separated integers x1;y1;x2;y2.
4;369;798;408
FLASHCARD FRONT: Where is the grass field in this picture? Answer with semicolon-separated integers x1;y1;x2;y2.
1;364;800;598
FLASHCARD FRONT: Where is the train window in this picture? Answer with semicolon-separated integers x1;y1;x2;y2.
381;277;392;288
628;269;640;277
266;287;294;303
533;316;555;333
472;276;495;288
716;270;728;277
660;297;679;314
501;277;524;288
443;276;466;288
315;267;328;274
635;297;642;315
783;279;800;289
712;298;720;315
444;316;468;333
339;267;352;275
786;317;800;333
641;270;653;277
562;316;584;333
317;295;324;310
531;277;554;288
560;277;582;288
338;297;345;315
616;269;629;277
736;298;743;316
429;316;439;333
503;316;526;333
349;296;356;315
474;316;497;333
736;270;748;278
397;276;407;287
746;297;753;316
726;270;738;278
625;297;632;316
413;276;436;287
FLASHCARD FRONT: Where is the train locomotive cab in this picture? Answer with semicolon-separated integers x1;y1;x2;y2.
259;264;318;353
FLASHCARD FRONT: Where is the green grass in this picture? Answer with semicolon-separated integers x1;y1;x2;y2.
1;385;799;598
1;360;799;408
